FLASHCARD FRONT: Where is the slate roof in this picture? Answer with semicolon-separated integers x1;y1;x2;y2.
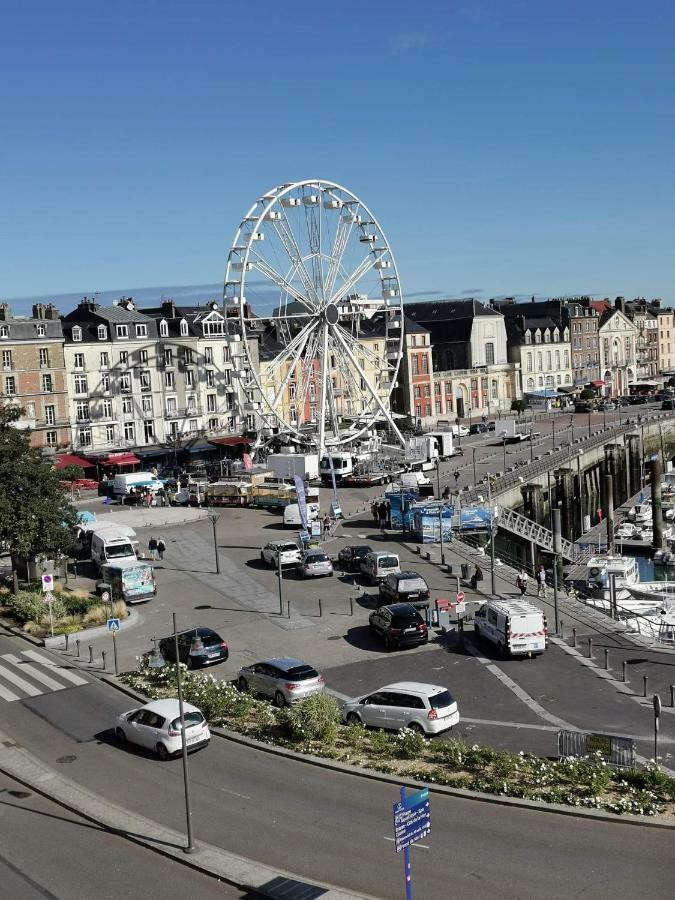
61;300;159;343
404;298;499;322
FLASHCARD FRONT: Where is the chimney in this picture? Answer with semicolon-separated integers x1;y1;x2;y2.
652;299;662;309
0;303;12;321
44;303;60;320
161;299;177;318
615;296;626;314
79;296;97;312
32;303;46;319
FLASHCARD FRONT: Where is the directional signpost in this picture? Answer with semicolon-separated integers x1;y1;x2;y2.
393;786;431;899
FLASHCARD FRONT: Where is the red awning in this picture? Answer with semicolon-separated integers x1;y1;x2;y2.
54;454;96;470
99;452;141;467
591;380;605;387
208;436;253;447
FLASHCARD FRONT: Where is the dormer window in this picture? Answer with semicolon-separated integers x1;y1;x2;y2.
553;328;560;343
0;325;8;339
116;325;129;339
524;330;532;345
180;319;189;337
135;324;148;338
202;316;225;336
36;324;46;337
98;325;108;341
72;326;82;342
159;319;169;338
544;330;551;343
534;330;542;344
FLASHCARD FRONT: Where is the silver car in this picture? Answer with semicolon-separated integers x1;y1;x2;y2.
297;550;334;578
237;657;325;707
342;681;459;735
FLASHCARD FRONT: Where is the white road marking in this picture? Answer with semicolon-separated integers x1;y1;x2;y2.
461;717;558;732
383;837;429;850
21;651;88;685
0;662;42;697
220;787;252;801
0;683;21;702
327;688;353;702
1;654;66;692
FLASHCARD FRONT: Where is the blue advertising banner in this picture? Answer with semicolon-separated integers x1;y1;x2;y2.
293;475;308;530
460;507;492;530
412;505;454;543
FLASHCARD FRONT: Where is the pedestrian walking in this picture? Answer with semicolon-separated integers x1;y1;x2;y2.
453;470;460;487
537;564;547;598
517;570;528;596
157;538;166;561
148;537;158;560
322;514;331;540
471;564;483;590
371;501;379;525
378;501;388;533
442;485;451;500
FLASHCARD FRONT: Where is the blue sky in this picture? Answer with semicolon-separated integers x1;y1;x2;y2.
2;0;674;314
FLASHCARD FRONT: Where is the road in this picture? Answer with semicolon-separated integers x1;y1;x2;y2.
0;771;245;899
0;644;673;900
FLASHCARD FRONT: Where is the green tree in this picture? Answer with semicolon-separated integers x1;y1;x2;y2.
59;464;85;500
0;402;77;592
580;388;595;400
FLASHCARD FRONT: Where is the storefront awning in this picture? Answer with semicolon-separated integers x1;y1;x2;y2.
591;380;605;388
54;453;96;470
98;452;141;467
208;436;254;447
134;446;168;459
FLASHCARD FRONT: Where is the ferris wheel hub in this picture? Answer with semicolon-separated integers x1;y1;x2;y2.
324;303;340;326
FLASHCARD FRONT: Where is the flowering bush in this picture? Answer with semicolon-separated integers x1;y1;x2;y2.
279;693;341;744
394;727;426;759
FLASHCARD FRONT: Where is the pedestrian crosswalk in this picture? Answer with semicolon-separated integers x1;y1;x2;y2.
0;650;89;702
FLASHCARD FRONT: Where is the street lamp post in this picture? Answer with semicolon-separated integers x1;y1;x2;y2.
570;415;574;444
488;479;496;595
587;410;592;438
207;511;220;575
172;612;196;854
552;415;556;448
529;429;534;463
472;447;477;484
436;458;441;499
502;437;507;472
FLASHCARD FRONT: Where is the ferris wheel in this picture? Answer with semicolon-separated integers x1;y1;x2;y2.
224;179;406;454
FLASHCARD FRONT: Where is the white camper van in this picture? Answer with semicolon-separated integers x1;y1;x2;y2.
474;596;548;658
91;527;138;572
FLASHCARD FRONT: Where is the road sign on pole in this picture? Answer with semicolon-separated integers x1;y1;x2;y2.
41;573;54;593
393;786;430;900
107;618;120;632
456;591;465;604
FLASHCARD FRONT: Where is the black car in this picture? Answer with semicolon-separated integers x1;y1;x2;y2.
369;603;428;651
337;544;373;572
487;421;496;431
662;399;675;410
159;627;229;669
469;423;488;435
378;571;430;607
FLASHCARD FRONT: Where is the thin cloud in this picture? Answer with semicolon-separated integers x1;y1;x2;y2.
386;32;435;55
461;288;484;295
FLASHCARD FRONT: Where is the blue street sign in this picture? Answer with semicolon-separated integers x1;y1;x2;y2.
393;787;431;853
107;618;120;632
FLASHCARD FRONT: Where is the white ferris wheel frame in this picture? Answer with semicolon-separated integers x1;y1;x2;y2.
224;179;406;455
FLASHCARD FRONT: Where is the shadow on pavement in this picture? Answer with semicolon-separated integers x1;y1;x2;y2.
342;625;383;653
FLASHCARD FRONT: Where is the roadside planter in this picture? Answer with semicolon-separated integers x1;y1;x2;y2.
121;660;675;819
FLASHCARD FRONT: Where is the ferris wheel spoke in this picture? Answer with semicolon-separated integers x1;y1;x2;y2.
262;318;317;388
269;321;317;414
330;324;405;444
330;250;382;304
323;210;354;300
317;321;331;454
296;326;322;422
272;215;321;309
248;250;314;313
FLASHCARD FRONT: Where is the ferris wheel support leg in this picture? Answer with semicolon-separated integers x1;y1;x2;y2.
318;321;330;458
331;325;406;448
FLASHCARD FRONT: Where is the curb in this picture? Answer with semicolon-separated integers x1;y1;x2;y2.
99;675;675;830
43;606;140;650
0;737;375;900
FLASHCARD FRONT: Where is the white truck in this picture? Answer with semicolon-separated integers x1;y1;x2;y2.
497;418;539;444
267;453;319;482
320;452;354;483
403;435;439;472
474;596;548;658
426;431;457;460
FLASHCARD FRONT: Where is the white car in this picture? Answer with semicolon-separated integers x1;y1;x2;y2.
342;681;459;735
451;425;470;437
261;540;302;567
115;699;210;760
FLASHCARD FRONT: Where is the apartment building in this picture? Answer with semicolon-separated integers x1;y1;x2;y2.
567;302;600;385
598;306;638;397
0;303;69;448
657;307;675;375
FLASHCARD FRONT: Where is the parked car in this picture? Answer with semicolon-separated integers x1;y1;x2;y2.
115;699;210;760
237;658;325;706
469;423;488;435
369;602;428;651
158;626;229;669
360;551;401;585
378;571;430;607
662;399;675;410
451;425;470;437
261;540;302;567
297;550;333;578
342;681;459;735
597;400;616;411
337;544;373;572
487;421;496;431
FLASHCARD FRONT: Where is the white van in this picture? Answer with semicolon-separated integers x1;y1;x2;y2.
474;596;548;658
91;527;138;572
360;551;401;585
75;522;139;557
283;501;320;526
113;472;163;499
